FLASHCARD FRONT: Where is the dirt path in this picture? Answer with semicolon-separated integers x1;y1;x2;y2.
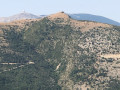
0;61;34;73
101;54;120;59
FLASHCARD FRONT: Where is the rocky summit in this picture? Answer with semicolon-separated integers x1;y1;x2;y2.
0;12;120;90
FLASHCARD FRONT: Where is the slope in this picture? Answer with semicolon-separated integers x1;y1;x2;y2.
0;12;120;90
24;12;120;90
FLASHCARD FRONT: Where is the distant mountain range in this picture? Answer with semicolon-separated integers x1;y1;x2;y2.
0;12;120;26
69;14;120;26
0;12;39;22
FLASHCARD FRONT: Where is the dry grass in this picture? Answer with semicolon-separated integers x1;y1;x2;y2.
0;30;3;34
0;18;39;32
48;12;70;21
0;19;38;25
0;12;112;33
101;54;120;59
70;19;112;32
47;12;112;32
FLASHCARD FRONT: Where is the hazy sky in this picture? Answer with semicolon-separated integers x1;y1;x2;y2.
0;0;120;22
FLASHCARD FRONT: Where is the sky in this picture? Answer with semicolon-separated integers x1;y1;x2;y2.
0;0;120;22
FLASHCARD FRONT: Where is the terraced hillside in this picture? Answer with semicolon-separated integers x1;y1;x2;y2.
0;12;120;90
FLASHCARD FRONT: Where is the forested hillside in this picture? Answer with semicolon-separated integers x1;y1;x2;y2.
0;12;120;90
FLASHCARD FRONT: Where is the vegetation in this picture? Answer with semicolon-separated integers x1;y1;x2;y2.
0;19;62;89
0;15;120;90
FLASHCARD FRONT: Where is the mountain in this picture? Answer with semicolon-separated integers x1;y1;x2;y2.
0;12;39;22
39;15;47;18
0;12;120;90
69;13;120;26
1;12;120;26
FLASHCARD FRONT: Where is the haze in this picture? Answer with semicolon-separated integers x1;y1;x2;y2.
0;0;120;22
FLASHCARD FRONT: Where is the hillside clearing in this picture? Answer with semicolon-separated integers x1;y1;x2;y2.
101;54;120;59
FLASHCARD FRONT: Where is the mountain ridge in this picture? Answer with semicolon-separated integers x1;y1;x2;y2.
69;13;120;26
47;12;112;32
0;12;120;26
0;12;120;90
0;12;39;22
